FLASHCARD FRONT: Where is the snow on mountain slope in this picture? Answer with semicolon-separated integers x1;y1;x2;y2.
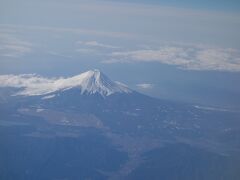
0;69;132;97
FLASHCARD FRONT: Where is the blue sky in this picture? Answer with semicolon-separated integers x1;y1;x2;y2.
0;0;240;109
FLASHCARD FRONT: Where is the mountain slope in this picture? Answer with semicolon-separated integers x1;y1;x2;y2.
0;69;132;97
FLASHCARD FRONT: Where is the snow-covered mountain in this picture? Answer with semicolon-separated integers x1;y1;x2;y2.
0;69;132;97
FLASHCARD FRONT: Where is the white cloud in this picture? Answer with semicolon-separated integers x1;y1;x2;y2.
108;45;240;72
136;83;153;89
75;40;119;55
75;48;98;54
77;41;119;49
0;24;132;39
0;74;56;95
2;45;32;57
0;33;33;58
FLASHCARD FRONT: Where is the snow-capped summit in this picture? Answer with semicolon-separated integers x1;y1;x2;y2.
0;69;132;97
61;69;132;96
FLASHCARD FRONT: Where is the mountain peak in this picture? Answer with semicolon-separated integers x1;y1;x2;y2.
71;69;131;96
86;69;101;76
0;70;132;97
83;69;103;81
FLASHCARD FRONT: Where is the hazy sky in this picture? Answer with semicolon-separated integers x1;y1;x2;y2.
0;0;240;108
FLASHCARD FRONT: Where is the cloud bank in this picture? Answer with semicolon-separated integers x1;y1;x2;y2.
108;45;240;72
0;33;32;58
0;74;56;95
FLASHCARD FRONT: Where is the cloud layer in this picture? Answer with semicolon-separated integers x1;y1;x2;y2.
0;74;56;95
108;45;240;72
1;24;240;72
0;33;32;58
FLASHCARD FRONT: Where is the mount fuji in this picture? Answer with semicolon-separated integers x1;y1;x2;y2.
0;70;240;180
0;69;132;97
